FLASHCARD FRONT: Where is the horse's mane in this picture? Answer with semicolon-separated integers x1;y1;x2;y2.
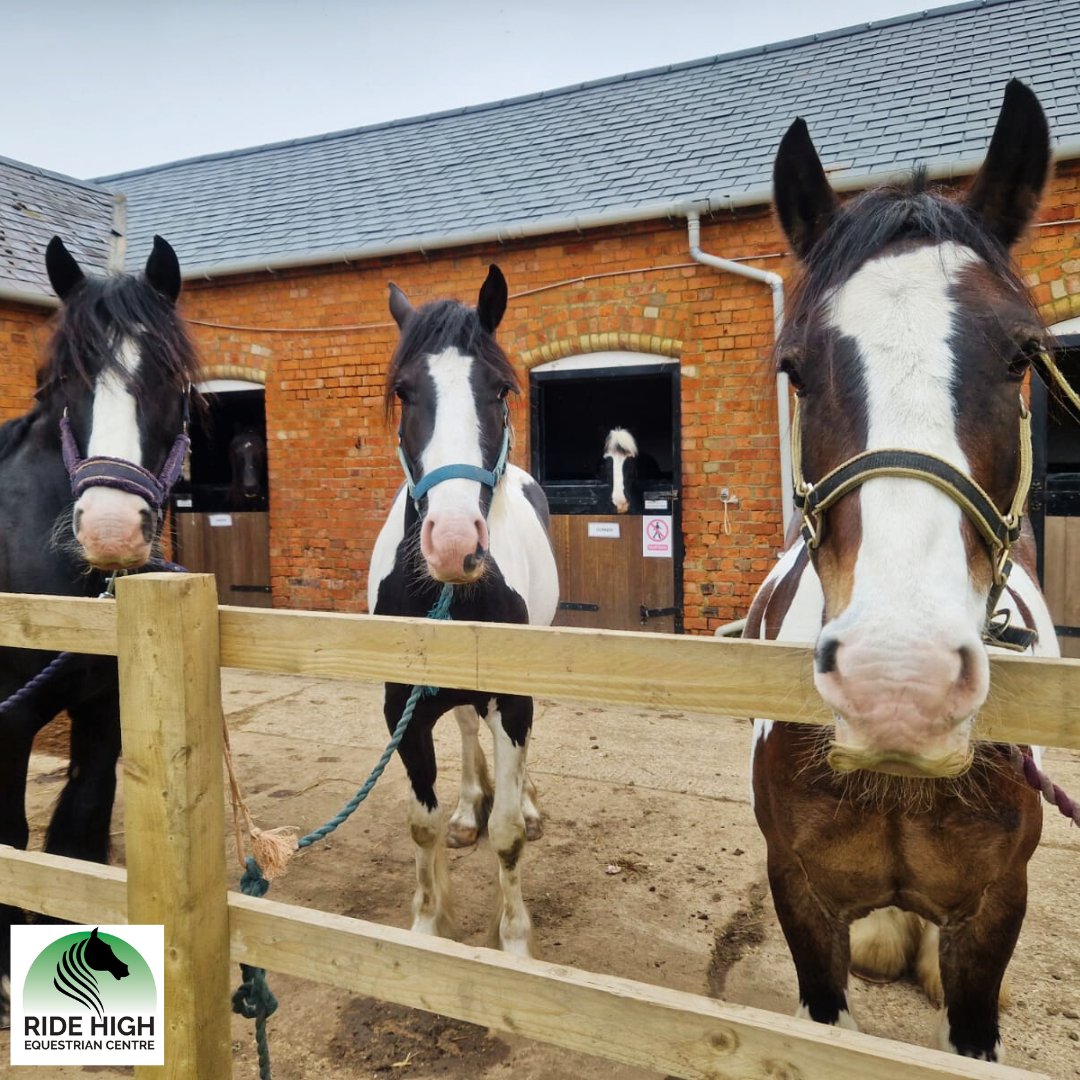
38;272;202;409
0;411;38;464
384;299;518;419
780;170;1037;357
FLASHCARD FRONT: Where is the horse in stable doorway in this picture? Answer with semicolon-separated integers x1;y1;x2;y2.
368;264;558;955
0;236;201;1021
747;81;1058;1061
227;426;268;510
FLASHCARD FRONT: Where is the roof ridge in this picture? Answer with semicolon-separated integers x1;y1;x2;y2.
0;152;115;195
94;0;1013;183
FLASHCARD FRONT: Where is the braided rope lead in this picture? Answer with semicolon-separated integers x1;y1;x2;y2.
232;581;455;1080
1008;745;1080;826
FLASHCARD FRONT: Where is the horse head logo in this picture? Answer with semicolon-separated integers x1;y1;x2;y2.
53;928;129;1016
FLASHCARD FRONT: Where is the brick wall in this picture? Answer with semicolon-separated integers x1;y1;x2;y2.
5;162;1080;630
0;301;50;418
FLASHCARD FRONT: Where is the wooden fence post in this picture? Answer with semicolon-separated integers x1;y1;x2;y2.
116;573;231;1080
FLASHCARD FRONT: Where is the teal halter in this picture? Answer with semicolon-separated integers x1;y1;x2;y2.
397;401;511;513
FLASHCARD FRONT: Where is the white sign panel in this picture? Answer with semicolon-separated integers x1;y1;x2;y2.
587;522;620;539
208;514;233;527
642;515;673;558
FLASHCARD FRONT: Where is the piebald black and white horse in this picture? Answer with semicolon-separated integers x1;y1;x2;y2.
367;265;558;955
748;81;1055;1060
601;427;641;514
0;236;199;1018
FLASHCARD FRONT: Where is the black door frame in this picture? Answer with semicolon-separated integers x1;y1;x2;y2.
529;361;683;632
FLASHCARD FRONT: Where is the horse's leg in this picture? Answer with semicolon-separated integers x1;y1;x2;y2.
386;686;454;939
522;767;543;841
446;705;493;849
767;853;857;1029
936;874;1027;1061
849;906;922;982
483;694;533;956
0;700;39;1027
44;690;121;864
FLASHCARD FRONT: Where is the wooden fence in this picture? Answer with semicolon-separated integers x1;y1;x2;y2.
2;572;1078;1080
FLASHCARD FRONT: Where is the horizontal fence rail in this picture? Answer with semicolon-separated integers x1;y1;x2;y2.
1;590;1079;749
0;850;1045;1080
0;580;1067;1080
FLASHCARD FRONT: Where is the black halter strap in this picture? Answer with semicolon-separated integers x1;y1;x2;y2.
791;396;1036;652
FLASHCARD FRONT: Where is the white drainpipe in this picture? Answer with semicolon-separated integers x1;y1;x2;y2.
686;212;792;532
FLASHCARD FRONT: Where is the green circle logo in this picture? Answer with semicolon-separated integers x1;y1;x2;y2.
23;929;156;1016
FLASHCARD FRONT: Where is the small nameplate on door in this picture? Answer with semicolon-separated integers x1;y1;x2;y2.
209;513;233;527
644;498;667;510
175;497;193;509
587;522;620;538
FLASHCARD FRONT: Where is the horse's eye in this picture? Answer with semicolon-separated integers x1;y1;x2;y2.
1008;340;1040;381
779;355;806;396
395;385;410;404
497;385;511;401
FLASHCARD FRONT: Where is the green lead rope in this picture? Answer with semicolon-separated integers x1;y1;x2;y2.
232;582;456;1079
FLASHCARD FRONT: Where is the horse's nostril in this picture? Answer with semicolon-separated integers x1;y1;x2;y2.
463;546;486;573
816;636;840;675
956;645;976;689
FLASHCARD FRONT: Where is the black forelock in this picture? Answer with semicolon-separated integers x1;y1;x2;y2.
779;170;1036;357
385;298;518;419
39;271;202;408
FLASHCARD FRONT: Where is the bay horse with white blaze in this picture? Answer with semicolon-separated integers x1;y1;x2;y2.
748;81;1056;1061
368;265;558;955
0;236;199;1021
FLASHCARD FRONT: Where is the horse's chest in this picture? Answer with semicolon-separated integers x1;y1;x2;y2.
783;790;1037;921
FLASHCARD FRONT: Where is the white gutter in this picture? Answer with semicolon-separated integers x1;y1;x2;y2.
0;286;57;309
174;138;1080;283
686;212;793;532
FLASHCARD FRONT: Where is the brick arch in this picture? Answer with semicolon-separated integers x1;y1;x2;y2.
198;363;267;384
1040;292;1080;328
519;331;682;370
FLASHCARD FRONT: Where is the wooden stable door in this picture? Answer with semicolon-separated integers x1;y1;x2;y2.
1043;515;1080;658
549;514;677;633
173;512;273;607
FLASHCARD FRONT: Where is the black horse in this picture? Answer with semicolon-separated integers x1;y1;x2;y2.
0;236;200;1020
227;427;268;509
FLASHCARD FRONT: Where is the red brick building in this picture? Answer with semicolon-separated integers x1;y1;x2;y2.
5;0;1080;633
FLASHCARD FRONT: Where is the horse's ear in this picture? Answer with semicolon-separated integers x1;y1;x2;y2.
45;236;85;301
477;264;507;333
966;80;1050;248
90;928;99;938
144;236;182;304
388;282;414;329
773;118;839;261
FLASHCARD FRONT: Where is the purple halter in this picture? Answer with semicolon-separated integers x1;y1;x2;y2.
60;395;191;512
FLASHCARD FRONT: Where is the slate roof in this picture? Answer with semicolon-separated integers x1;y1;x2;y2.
99;0;1080;276
0;156;120;301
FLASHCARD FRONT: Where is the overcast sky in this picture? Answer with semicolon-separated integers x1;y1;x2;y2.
6;0;935;180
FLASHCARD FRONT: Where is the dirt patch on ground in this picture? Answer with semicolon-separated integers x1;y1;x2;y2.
707;880;768;998
6;669;1080;1080
327;998;510;1074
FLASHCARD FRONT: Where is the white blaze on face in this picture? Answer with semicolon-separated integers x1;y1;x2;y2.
419;347;490;582
604;428;637;513
73;338;154;569
815;242;990;760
